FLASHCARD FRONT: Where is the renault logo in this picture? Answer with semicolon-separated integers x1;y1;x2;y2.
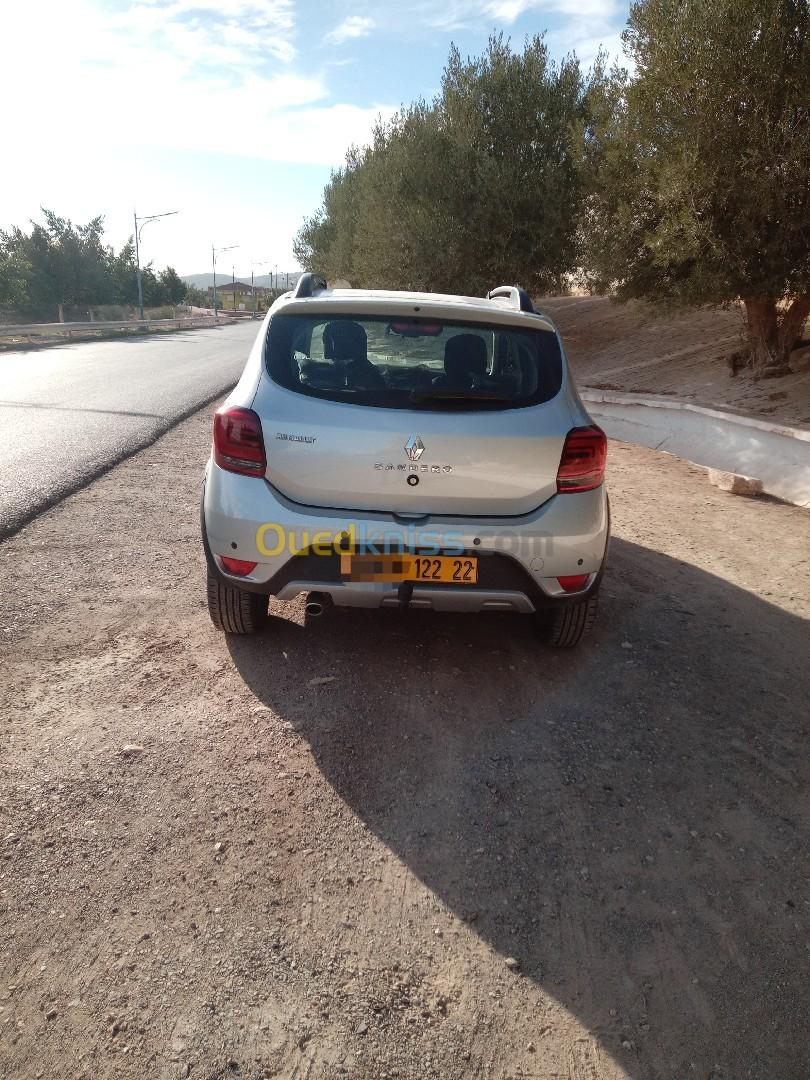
404;434;425;461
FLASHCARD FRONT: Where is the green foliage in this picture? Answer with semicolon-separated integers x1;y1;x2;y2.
0;209;187;319
295;35;591;296
185;285;210;307
155;266;187;306
0;244;30;309
580;0;810;364
139;265;187;307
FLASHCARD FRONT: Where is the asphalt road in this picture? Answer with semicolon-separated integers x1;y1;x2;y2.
0;321;257;537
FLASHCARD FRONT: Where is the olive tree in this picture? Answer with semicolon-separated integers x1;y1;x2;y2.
295;35;589;296
581;0;810;371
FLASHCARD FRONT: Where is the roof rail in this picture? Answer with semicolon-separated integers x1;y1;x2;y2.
293;272;327;298
486;285;536;314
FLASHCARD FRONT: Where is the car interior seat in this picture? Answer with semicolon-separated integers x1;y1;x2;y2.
433;334;488;389
323;320;385;389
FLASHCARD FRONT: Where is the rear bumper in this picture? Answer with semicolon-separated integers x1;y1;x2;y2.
202;462;610;613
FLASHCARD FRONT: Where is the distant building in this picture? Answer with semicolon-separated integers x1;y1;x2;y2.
208;281;274;310
208;281;272;297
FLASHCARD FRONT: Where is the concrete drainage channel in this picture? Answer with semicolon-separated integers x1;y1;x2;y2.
581;389;810;508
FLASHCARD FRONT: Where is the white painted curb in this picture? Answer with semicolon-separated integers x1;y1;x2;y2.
580;389;810;507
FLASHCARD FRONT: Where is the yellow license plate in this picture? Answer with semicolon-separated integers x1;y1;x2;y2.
341;553;478;584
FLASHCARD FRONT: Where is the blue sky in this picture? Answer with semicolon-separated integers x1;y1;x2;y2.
4;1;630;276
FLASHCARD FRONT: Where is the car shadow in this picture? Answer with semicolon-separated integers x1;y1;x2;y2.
227;537;810;1079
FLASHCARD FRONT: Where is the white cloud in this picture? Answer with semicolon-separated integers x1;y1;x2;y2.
1;0;392;163
482;0;620;20
115;0;299;65
555;29;626;67
326;14;376;45
394;0;625;67
388;0;623;49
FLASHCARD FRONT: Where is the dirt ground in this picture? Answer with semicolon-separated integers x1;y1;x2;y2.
540;297;810;427
1;406;809;1080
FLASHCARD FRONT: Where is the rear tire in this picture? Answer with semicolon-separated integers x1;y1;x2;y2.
537;591;598;648
207;573;268;634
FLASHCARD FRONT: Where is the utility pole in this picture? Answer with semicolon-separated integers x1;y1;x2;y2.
134;209;178;320
211;243;238;318
232;266;237;312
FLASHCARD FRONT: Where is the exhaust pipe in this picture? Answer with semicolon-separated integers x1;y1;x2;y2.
305;591;333;618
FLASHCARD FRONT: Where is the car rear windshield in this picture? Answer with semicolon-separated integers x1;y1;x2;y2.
265;313;563;410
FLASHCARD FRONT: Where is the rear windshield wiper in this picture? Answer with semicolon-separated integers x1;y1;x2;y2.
409;388;513;404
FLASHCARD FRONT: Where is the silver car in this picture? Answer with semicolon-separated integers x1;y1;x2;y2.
202;276;609;647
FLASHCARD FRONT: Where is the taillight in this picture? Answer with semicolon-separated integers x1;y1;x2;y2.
557;426;606;493
557;574;589;592
213;406;266;476
220;556;257;577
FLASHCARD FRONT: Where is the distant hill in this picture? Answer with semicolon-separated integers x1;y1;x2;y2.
181;272;301;290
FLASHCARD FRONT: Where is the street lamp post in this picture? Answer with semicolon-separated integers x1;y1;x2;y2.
211;243;238;318
134;209;178;320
